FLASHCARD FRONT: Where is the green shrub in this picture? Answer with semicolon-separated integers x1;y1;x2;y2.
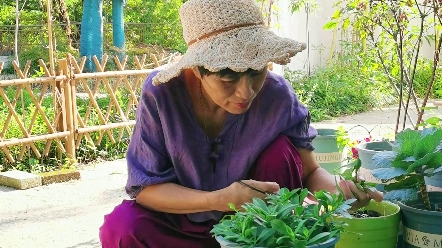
412;59;442;99
285;42;395;122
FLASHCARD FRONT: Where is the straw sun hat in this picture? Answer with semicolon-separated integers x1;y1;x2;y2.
152;0;306;85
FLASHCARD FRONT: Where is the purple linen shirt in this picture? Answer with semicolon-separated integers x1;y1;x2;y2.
125;70;317;222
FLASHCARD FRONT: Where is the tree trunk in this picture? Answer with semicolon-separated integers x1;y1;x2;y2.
112;0;125;60
54;0;74;49
90;0;103;70
80;0;103;72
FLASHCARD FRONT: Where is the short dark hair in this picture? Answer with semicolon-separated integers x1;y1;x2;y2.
197;66;264;78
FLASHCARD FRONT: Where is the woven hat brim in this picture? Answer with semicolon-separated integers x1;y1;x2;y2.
152;26;306;85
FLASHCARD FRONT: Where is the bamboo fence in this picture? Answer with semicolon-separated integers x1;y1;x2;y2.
0;53;173;164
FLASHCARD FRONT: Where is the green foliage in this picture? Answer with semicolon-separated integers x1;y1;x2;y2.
0;5;15;26
371;127;442;206
337;158;378;191
413;60;442;99
285;43;391;122
211;188;354;248
325;0;442;130
123;0;186;53
0;0;185;73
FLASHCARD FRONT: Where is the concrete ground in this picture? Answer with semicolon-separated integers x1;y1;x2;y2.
0;103;441;248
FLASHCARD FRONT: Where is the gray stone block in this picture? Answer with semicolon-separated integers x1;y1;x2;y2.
0;170;42;190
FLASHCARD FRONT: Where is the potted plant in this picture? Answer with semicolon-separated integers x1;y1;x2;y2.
312;128;344;174
211;188;355;248
333;158;401;248
372;127;442;247
335;125;393;191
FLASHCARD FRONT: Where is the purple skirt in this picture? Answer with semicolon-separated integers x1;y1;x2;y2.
99;135;303;248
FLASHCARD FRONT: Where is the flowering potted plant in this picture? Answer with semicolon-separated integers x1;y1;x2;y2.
336;125;393;190
211;188;354;248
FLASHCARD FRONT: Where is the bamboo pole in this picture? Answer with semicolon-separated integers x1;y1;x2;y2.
46;0;55;75
68;54;79;141
2;146;14;162
0;131;70;147
74;111;95;149
60;59;75;160
73;70;154;79
150;54;159;67
0;62;3;74
0;76;65;87
76;121;136;133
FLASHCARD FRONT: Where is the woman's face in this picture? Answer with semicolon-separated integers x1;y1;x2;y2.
193;67;268;114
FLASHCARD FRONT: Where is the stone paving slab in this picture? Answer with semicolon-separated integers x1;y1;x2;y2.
0;170;42;190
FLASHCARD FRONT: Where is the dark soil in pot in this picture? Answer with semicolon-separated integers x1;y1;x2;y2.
351;209;381;218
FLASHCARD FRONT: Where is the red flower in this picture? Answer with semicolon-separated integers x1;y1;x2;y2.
351;147;359;159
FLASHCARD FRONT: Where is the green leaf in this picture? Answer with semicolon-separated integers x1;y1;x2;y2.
392;153;413;168
383;188;419;202
323;21;337;30
395;129;421;146
425;117;440;125
371;167;407;180
384;175;420;191
373;151;396;168
422;107;439;110
353;158;362;171
340;167;354;179
293;219;308;236
414;129;442;159
271;219;291;236
307;232;331;245
256;228;274;243
407;152;442;173
401;140;416;156
421;127;441;137
299;188;309;203
332;9;341;19
252;198;268;213
342;18;350;30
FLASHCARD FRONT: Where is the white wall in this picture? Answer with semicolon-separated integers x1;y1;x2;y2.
272;0;435;76
272;0;342;75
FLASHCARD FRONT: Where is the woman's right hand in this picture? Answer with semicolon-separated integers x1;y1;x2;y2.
215;180;280;212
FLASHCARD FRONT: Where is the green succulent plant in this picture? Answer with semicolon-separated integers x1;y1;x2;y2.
210;188;355;248
371;127;442;210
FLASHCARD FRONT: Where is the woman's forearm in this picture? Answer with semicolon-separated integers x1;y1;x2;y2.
304;167;339;194
135;183;226;214
297;147;338;194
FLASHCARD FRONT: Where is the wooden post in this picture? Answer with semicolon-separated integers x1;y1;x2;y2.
59;59;75;161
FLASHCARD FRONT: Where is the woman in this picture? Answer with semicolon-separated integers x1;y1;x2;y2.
99;0;383;247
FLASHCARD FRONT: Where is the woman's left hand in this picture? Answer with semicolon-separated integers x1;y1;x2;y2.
338;178;384;210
